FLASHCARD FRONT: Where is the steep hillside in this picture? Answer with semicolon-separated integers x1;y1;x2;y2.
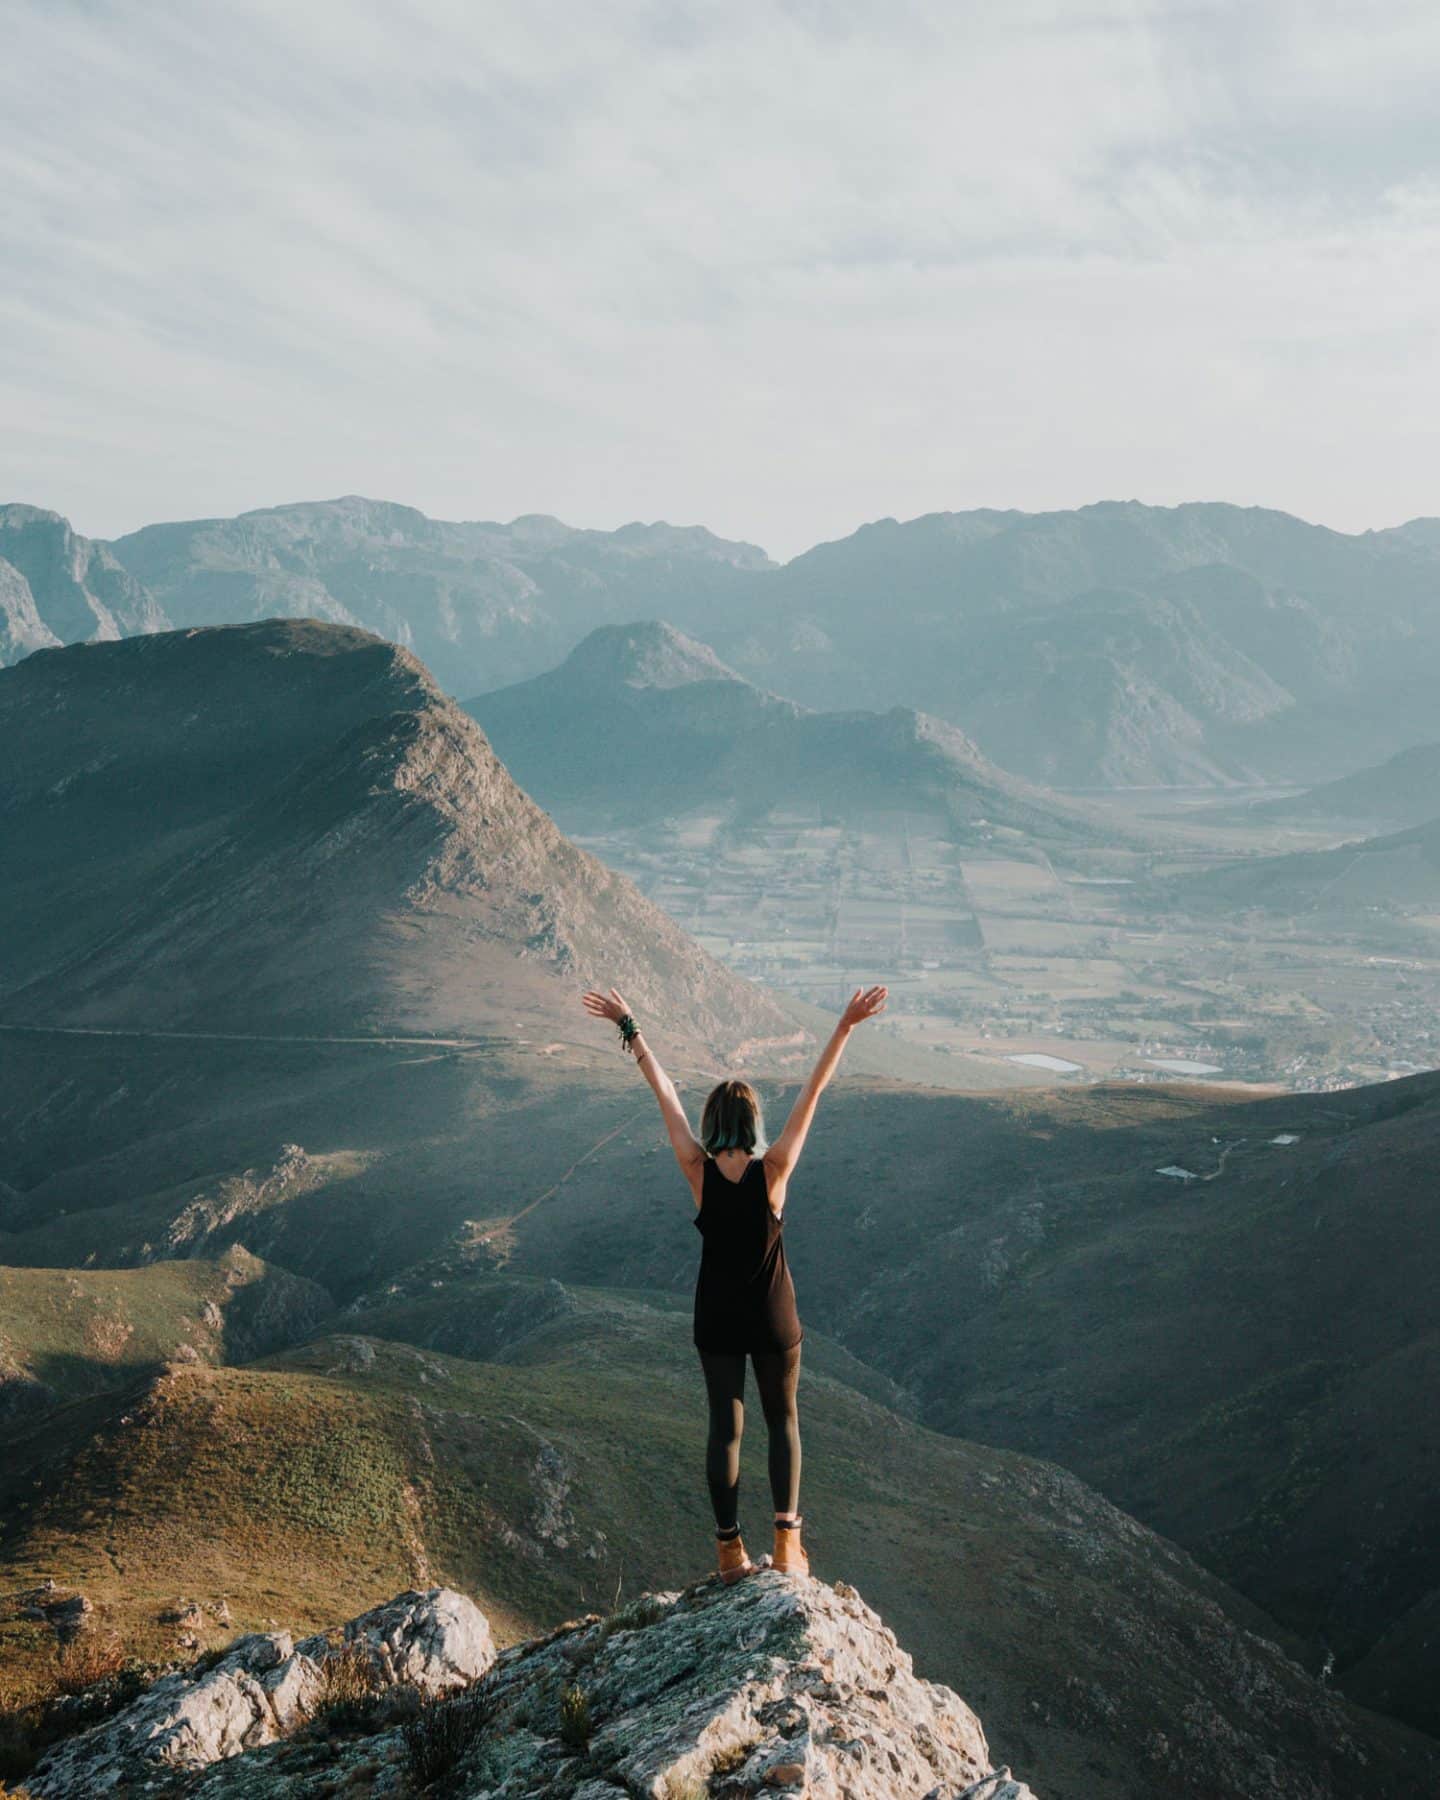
0;557;61;663
0;504;168;658
467;621;1128;842
0;621;798;1057
106;496;771;696
4;1284;1434;1798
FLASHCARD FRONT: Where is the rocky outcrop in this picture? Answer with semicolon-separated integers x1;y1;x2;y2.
27;1587;493;1797
443;1569;1034;1799
56;1573;1038;1799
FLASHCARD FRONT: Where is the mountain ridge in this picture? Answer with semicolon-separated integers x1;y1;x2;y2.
0;619;798;1059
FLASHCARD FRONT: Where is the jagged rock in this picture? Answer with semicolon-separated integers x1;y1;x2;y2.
27;1588;493;1797
295;1587;495;1693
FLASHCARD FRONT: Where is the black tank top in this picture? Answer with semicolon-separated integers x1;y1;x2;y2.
692;1157;803;1354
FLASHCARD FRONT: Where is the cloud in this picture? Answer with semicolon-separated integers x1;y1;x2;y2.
1;0;1438;557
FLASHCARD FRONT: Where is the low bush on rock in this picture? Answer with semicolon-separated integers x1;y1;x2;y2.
400;1687;493;1791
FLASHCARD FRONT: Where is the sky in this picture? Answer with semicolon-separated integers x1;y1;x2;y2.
2;0;1438;561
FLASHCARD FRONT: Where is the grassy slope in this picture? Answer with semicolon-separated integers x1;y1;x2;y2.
2;1283;1436;1800
0;1250;329;1408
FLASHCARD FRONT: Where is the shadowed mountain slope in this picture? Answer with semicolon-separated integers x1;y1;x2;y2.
0;620;797;1058
467;620;1123;842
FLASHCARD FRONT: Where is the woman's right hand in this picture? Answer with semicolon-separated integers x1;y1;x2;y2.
839;984;888;1030
582;987;633;1026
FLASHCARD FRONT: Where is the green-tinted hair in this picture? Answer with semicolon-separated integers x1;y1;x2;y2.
701;1079;767;1157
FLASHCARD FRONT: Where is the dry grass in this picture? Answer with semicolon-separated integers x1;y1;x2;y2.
312;1641;384;1726
52;1632;127;1698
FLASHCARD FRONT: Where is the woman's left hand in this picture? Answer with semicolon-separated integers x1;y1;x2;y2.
582;987;633;1026
839;984;888;1029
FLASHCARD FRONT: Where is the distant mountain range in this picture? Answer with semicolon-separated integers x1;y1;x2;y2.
467;619;1121;844
0;620;795;1059
7;493;1440;788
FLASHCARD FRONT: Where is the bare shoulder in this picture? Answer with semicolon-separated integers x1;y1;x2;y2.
762;1145;793;1180
761;1152;790;1214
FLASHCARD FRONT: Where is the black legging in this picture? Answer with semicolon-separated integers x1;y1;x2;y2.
698;1346;802;1529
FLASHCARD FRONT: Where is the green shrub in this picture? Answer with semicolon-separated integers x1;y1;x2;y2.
558;1682;592;1750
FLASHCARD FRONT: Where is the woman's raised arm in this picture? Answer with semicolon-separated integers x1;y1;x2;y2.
765;985;887;1187
581;988;704;1188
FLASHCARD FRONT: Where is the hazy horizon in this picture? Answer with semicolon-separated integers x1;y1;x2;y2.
5;1;1440;559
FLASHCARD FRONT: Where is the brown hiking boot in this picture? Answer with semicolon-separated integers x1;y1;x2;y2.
716;1529;755;1585
772;1516;809;1577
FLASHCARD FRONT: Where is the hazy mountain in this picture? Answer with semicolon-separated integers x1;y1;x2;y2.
0;558;61;663
1241;739;1440;830
104;495;772;697
468;620;1122;841
701;500;1440;785
0;620;796;1057
0;504;169;661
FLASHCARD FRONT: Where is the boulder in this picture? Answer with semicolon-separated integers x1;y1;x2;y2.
296;1586;495;1694
28;1587;493;1797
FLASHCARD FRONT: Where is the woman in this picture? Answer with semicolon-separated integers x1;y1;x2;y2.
581;983;888;1583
